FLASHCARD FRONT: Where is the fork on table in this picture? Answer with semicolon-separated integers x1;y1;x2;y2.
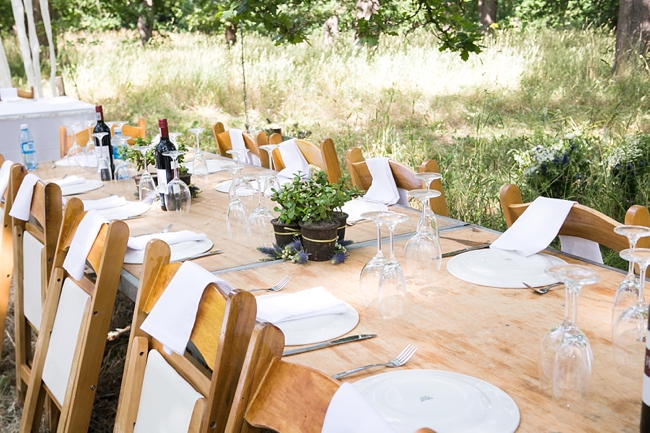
332;344;417;379
248;275;292;293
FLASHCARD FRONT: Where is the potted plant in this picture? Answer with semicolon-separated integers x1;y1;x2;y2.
269;173;309;247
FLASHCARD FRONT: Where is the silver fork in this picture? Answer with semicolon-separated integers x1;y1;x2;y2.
523;281;564;294
332;344;417;379
248;275;292;293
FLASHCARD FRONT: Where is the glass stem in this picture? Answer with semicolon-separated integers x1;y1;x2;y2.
388;226;396;261
173;159;180;179
419;198;427;231
564;284;579;328
258;177;266;206
639;265;647;303
375;222;383;256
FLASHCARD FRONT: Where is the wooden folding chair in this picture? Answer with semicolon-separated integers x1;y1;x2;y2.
9;165;63;402
212;122;264;165
17;87;35;99
111;118;147;145
114;239;257;432
19;198;129;432
345;147;449;217
0;157;17;356
269;134;343;184
499;183;650;251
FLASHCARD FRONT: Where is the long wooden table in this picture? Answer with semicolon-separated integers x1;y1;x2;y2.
32;159;640;432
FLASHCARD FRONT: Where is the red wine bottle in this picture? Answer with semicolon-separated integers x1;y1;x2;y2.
641;320;650;431
93;106;113;180
155;119;176;211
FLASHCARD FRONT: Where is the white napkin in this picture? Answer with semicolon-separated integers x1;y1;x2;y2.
228;129;259;166
322;383;396;433
0;159;15;201
8;173;40;221
62;210;109;281
559;235;604;264
0;88;19;101
51;175;85;187
82;196;126;211
341;198;388;223
491;196;603;262
140;261;234;355
58;154;97;168
363;158;400;205
277;139;311;181
256;286;347;324
127;230;207;251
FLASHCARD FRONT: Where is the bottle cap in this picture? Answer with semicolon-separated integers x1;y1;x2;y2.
158;119;168;128
20;123;27;129
95;105;102;113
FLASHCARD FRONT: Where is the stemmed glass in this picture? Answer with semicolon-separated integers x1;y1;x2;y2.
227;148;248;165
65;124;85;169
135;145;157;204
92;132;110;180
169;132;182;147
188;127;208;183
248;173;275;249
359;211;390;307
377;212;410;319
612;226;650;328
404;189;442;293
84;120;96;167
114;135;135;193
224;163;249;243
613;248;650;378
162;151;191;213
539;265;600;419
259;144;279;170
414;172;442;238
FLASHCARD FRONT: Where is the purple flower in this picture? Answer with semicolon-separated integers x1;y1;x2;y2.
292;250;309;264
257;246;278;257
331;251;347;265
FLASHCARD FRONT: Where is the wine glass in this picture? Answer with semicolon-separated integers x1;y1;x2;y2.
169;132;182;147
114;136;135;193
539;265;600;420
359;211;390;307
404;189;442;293
84;120;96;168
613;248;650;378
612;226;650;329
135;145;157;204
227;148;248;165
248;173;275;249
224;163;249;243
414;172;442;238
92;132;110;180
65;124;86;169
163;151;191;213
188;127;208;184
377;212;410;319
259;144;279;171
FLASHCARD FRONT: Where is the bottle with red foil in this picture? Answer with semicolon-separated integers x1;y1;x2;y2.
93;105;113;179
641;319;650;431
155;118;176;211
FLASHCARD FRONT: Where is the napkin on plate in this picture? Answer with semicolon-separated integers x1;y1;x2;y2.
82;196;126;211
140;261;234;355
0;159;15;200
340;198;388;223
277;139;311;182
8;173;40;221
58;154;98;168
363;158;400;205
491;196;603;262
127;230;207;251
0;88;20;101
51;175;85;187
62;210;109;280
322;383;396;433
256;286;347;324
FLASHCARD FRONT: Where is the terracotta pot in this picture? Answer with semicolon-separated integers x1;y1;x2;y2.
299;219;339;262
271;218;302;247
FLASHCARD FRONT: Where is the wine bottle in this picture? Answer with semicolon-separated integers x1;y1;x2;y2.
93;106;113;181
641;320;650;431
155;118;176;211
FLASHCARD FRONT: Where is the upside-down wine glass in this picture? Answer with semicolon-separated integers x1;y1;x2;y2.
612;226;650;329
613;248;650;379
539;265;600;421
92;132;111;180
248;173;275;249
414;172;442;238
359;211;390;307
84;120;96;168
259;144;279;171
227;148;248;165
224;163;249;244
163;151;191;213
114;135;135;193
404;189;443;294
188;127;208;184
377;212;410;319
135;144;157;204
65;124;85;170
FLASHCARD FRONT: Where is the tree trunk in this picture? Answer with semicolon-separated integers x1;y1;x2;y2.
31;0;49;49
614;0;650;73
478;0;497;30
137;0;154;47
225;24;236;46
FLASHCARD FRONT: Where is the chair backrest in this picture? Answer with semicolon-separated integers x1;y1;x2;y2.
111;118;147;145
17;87;34;99
59;125;90;157
114;239;257;433
271;137;343;184
19;199;129;432
8;164;63;401
499;183;650;251
346;147;449;217
212;122;263;164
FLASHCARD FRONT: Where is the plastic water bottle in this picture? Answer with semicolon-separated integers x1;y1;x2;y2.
111;126;125;161
19;124;37;170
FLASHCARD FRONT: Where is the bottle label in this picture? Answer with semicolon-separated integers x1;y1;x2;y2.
157;169;168;191
95;112;102;121
21;140;34;153
643;330;650;405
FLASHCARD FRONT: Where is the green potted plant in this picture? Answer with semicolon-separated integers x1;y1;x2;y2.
269;173;309;247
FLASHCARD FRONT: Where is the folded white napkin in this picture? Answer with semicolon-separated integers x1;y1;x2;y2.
82;196;126;211
256;286;347;324
340;198;388;223
127;230;207;251
8;173;40;221
491;196;603;262
51;175;85;187
322;383;396;433
227;129;259;166
0;88;19;101
277;139;311;181
363;158;400;205
0;159;15;201
559;235;604;264
140;261;234;355
62;210;109;280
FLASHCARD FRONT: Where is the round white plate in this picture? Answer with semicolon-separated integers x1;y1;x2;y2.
276;303;359;346
446;248;567;289
183;159;230;174
354;370;520;433
124;239;213;264
55;155;98;168
96;202;150;220
215;180;258;197
60;179;104;196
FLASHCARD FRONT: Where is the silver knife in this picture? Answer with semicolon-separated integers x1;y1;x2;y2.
283;334;377;356
170;250;224;263
442;243;491;258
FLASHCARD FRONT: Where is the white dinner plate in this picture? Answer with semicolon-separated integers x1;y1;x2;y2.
55;155;98;168
123;239;213;264
215;180;259;197
446;248;567;289
275;302;359;346
353;370;520;433
60;179;104;196
96;202;150;220
183;159;230;174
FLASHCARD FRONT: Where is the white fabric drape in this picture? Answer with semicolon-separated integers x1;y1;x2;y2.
22;0;43;98
0;37;12;88
38;0;55;96
10;0;35;89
